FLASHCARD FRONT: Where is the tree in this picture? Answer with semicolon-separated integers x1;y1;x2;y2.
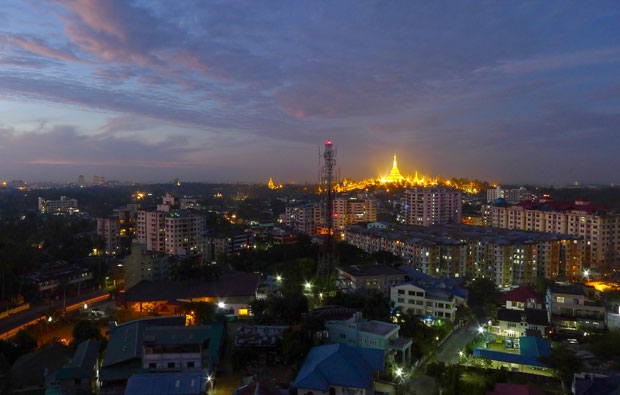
180;301;216;325
282;328;311;364
72;320;102;345
362;291;391;321
467;278;499;323
539;345;582;392
14;329;37;354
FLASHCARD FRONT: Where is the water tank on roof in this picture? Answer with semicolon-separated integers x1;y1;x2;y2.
494;197;507;206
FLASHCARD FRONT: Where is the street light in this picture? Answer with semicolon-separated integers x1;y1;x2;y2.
83;303;88;310
584;269;590;281
276;275;282;281
305;282;312;290
395;367;403;377
217;302;225;309
478;327;484;334
458;351;463;357
48;316;52;322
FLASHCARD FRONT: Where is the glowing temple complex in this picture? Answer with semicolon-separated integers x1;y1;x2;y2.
337;154;480;194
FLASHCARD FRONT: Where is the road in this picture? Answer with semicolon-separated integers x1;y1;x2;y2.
0;290;110;339
435;325;477;364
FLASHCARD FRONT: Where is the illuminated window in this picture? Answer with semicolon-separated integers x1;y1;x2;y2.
238;308;248;316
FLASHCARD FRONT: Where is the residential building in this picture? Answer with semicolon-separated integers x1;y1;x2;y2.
26;260;93;297
488;197;620;272
404;187;462;226
333;196;377;231
234;326;289;363
124;241;171;289
206;231;253;260
122;271;260;317
336;264;406;296
292;343;385;395
345;223;582;286
100;318;223;394
137;196;206;256
125;371;210;395
546;283;606;331
97;216;121;255
390;269;467;321
285;203;321;235
50;339;100;394
473;336;551;375
501;286;544;310
78;174;85;187
141;325;223;372
486;186;532;204
496;308;549;338
325;312;412;363
38;196;78;214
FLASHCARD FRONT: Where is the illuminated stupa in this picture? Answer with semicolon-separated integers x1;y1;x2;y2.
382;154;405;183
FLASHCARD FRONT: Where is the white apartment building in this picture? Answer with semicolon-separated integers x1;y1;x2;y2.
404;187;461;226
546;283;606;331
38;196;78;214
285;203;321;235
486;186;532;204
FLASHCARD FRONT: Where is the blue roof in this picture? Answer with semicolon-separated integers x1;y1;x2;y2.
520;336;551;358
396;267;468;300
125;371;207;395
473;336;550;368
293;344;384;391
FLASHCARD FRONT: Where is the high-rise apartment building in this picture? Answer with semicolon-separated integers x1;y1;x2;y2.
136;195;205;256
78;175;85;187
93;175;105;185
487;186;532;204
404;187;461;226
333;197;377;231
96;217;121;255
285;203;321;235
38;196;78;214
488;197;620;272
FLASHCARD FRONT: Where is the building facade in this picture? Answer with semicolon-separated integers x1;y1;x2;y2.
404;187;462;226
97;217;121;256
546;283;606;331
488;197;620;272
38;196;78;214
336;264;406;296
284;203;321;235
345;224;582;287
333;197;377;231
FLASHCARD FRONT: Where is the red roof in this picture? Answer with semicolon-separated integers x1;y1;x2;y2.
501;286;543;305
487;383;547;395
513;198;608;214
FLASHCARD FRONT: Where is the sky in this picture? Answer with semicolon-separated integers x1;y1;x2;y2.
0;1;619;185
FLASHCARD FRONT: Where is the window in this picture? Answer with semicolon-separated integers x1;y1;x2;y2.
168;362;175;368
149;363;156;369
416;292;424;297
508;322;517;328
187;361;195;368
416;300;423;306
238;308;248;316
408;290;415;296
398;289;405;295
398;298;405;303
556;296;565;303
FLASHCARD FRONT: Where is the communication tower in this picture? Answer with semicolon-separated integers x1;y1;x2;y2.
317;140;337;292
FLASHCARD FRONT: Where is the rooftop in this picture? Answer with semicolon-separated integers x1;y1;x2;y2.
293;344;384;391
55;339;100;381
125;371;207;395
123;271;260;302
326;315;399;336
337;264;406;278
396;267;468;301
473;336;550;368
501;286;544;305
234;326;289;347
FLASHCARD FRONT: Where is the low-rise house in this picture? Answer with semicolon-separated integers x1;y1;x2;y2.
50;339;100;393
501;286;544;310
336;264;406;295
473;336;551;375
496;308;548;339
486;383;546;395
125;371;210;395
390;269;467;321
325;312;412;363
292;344;384;395
26;260;93;298
546;283;606;331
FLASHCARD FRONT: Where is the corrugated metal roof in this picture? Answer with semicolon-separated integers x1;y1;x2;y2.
125;371;207;395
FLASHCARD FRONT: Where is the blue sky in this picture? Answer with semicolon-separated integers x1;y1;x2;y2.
0;1;619;184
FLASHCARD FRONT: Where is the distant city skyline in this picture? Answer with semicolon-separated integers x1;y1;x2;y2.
1;1;619;184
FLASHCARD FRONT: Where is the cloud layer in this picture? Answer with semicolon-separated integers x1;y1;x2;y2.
0;0;619;183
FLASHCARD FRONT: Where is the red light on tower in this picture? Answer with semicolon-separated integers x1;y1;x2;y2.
325;140;332;146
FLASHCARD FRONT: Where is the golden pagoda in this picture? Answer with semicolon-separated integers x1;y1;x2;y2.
268;177;282;189
382;154;405;183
